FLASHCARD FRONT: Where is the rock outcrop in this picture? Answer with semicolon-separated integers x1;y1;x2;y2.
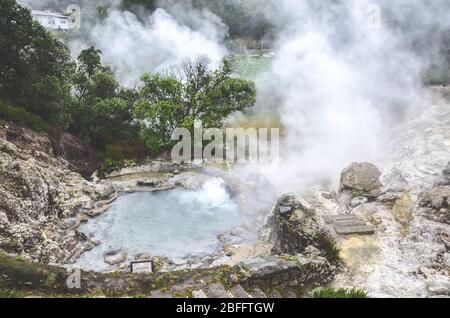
0;121;112;263
419;186;450;224
418;162;450;224
262;193;338;263
1;122;100;179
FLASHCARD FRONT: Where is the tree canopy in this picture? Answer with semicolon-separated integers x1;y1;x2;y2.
69;46;137;147
0;0;75;124
134;58;256;152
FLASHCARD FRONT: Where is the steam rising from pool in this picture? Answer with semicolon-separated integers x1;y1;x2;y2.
76;178;243;271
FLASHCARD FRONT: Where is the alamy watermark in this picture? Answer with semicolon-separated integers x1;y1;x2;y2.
66;268;81;289
66;4;81;29
171;120;280;165
366;4;382;29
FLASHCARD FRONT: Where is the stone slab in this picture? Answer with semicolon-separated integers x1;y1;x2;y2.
192;290;208;298
326;219;367;227
205;283;230;298
248;288;267;298
149;291;173;298
323;215;375;235
333;225;375;235
229;285;251;298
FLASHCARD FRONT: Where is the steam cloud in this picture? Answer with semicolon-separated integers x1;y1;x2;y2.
18;0;228;85
18;0;450;196
68;8;227;85
244;0;450;194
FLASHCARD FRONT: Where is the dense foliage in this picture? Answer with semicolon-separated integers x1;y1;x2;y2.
0;0;74;125
0;0;257;162
0;101;49;132
69;46;138;148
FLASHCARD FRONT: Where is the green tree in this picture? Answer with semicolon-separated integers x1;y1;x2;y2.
73;47;117;106
134;57;256;153
69;47;138;148
90;95;137;145
96;4;108;22
77;46;104;79
0;0;74;124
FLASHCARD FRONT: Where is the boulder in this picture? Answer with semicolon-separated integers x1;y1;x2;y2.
339;162;383;199
262;193;337;258
419;185;450;224
103;248;128;265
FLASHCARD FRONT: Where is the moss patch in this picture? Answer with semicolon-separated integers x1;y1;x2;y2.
316;230;342;265
312;287;369;298
340;235;380;270
390;193;413;236
0;144;14;155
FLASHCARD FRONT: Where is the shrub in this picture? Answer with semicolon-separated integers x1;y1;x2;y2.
97;140;149;177
99;157;120;175
0;101;49;131
98;143;126;176
104;143;125;162
316;230;342;266
43;272;58;288
312;288;369;298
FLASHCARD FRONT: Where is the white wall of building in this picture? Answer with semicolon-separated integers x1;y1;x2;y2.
32;11;70;31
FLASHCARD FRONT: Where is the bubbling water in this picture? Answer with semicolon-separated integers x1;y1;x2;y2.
75;178;243;271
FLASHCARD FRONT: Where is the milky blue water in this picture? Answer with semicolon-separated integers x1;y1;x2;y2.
76;178;242;271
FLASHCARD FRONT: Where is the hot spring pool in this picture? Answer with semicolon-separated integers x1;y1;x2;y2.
75;178;244;271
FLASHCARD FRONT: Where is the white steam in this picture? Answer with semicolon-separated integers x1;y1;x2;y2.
250;0;440;194
68;8;227;85
19;0;228;85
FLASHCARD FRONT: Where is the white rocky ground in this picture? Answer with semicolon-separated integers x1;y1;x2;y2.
0;121;110;262
325;86;450;297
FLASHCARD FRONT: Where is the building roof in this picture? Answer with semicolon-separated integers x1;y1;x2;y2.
31;10;69;19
